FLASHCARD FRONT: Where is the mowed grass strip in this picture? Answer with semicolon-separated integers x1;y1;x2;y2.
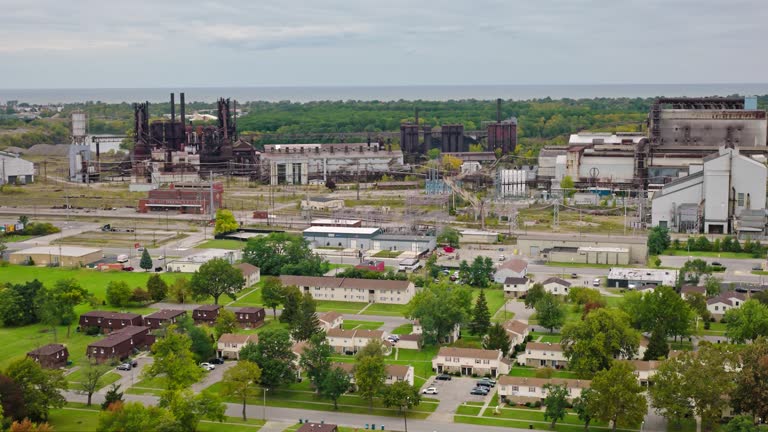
65;369;121;388
315;300;367;314
360;302;407;317
196;239;247;250
343;320;383;330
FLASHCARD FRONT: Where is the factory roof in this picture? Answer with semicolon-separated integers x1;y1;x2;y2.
311;218;362;226
608;268;678;285
569;132;646;145
12;246;101;257
303;226;380;235
577;246;629;253
305;197;343;203
518;233;647;244
374;234;434;242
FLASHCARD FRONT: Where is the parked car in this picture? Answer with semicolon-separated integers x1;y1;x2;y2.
116;363;131;371
593;278;601;287
130;359;138;367
157;256;165;261
477;378;496;387
470;387;490;395
154;267;164;272
122;266;134;272
208;358;225;365
387;335;400;342
422;387;438;395
570;273;578;279
435;374;452;381
711;262;722;267
200;362;215;371
498;255;506;261
753;265;763;271
137;247;145;252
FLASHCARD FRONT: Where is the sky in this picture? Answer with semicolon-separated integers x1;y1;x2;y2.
2;0;768;88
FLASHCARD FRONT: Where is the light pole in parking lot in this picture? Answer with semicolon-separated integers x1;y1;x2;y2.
262;388;269;421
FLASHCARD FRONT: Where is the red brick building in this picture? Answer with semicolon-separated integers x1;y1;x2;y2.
79;311;143;334
86;326;153;363
235;307;265;328
138;182;223;214
193;304;222;324
143;309;187;330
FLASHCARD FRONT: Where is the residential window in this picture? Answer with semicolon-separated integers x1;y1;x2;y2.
512;386;519;392
714;306;719;311
475;359;481;364
738;193;745;207
529;386;535;393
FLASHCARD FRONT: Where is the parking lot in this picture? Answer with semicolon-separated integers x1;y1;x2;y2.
420;375;493;420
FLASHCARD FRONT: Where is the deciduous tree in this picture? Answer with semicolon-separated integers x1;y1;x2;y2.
572;387;596;431
725;300;768;343
0;280;44;326
561;308;641;377
543;384;569;429
647;226;671;255
483;323;511;357
168;277;191;304
299;332;333;390
405;282;472;344
161;389;225;432
723;415;760;432
731;338;768;423
243;233;328;276
239;328;296;389
105;281;132;308
649;354;693;427
101;384;124;410
381;381;421;431
213;309;238;340
278;285;302;325
214;209;238;235
535;293;565;333
189;258;245;305
437;227;461;248
143;324;203;391
5;358;67;422
146;274;168;303
590;362;647;432
35;278;89;339
77;361;113;406
261;277;284;318
97;401;177;432
221;360;262;421
524;283;545;309
320;367;351;410
355;352;386;411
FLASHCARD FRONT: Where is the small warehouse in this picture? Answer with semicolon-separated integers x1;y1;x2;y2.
0;151;35;185
607;268;679;288
459;230;499;244
9;246;103;267
166;249;241;273
372;234;436;255
517;233;647;264
301;196;345;210
546;246;630;265
303;226;381;250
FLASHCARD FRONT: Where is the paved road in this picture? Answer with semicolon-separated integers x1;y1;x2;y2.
422;376;490;423
659;255;765;284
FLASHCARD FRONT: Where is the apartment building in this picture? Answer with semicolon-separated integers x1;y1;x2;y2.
280;275;415;304
432;347;510;377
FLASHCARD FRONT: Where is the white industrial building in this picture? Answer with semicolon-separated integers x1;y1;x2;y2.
607;268;678;288
166;249;242;273
651;147;767;235
0;151;34;185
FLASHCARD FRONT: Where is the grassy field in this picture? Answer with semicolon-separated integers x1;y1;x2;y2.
204;379;438;419
373;250;403;258
47;403;266;432
662;249;757;259
283;424;357;432
390;345;440;388
360;303;407;317
519;207;629;235
196;239;247;250
230;285;264;307
391;324;413;335
507;366;578;379
0;264;187;303
65;368;121;389
1;234;39;242
315;300;369;314
342;320;383;330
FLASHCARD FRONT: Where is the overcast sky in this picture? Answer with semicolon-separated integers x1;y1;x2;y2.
2;0;767;88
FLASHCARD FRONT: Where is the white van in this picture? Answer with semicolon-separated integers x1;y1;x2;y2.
592;278;601;287
117;254;129;263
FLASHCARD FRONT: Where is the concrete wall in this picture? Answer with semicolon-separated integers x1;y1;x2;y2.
9;250;102;267
651;176;703;229
1;155;34;184
518;235;647;264
578;156;635;183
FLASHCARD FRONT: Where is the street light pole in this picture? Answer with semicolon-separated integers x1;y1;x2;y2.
262;388;268;421
403;397;410;432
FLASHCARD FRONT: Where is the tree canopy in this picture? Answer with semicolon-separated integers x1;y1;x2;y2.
405;282;472;344
213;209;238;235
724;300;768;343
589;362;647;432
243;232;328;276
647;226;671;255
189;258;245;305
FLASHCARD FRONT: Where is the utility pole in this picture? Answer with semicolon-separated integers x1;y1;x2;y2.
623;190;628;236
356;159;360;201
209;170;214;221
553;197;559;230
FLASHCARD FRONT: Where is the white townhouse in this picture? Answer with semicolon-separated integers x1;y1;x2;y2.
517;342;568;368
541;277;571;296
326;328;390;355
217;333;257;360
432;347;510;378
318;311;344;331
707;292;748;320
503;277;531;298
502;320;530;347
333;362;415;386
498;376;591;404
280;275;415;304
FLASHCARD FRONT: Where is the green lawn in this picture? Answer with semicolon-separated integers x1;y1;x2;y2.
1;234;39;242
315;300;367;314
342;320;383;330
752;270;768;275
48;403;265;432
390;346;440;388
360;303;407;317
373;250;403;258
391;324;413;335
125;375;169;396
231;285;264;307
662;249;757;259
507;366;578;379
204;380;438;419
195;239;247;250
66;369;121;389
0;264;186;303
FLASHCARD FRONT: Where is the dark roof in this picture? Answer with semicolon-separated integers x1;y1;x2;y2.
88;326;148;348
499;259;528;273
235;263;260;275
280;275;412;291
237;307;264;314
144;310;186;320
195;304;222;312
307;197;341;203
81;310;142;321
297;423;338;432
28;344;67;356
542;277;572;287
504;277;529;285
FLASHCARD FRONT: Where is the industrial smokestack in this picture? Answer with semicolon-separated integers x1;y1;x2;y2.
170;93;175;123
415;107;419;126
497;98;502;123
180;92;185;125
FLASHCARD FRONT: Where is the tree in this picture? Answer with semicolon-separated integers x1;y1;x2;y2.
5;358;67;422
535;293;565;333
561;309;641;377
77;361;113;406
484;323;511;356
213;309;237;340
177;316;215;363
190;258;245;305
590;362;647;432
161;389;225;431
243;232;328;276
9;418;53;432
731;338;768;422
320;366;351;409
0;280;44;326
35;278;89;339
292;292;321;341
572;388;597;431
442;154;462;172
355;352;386;411
651;343;738;431
0;374;28;423
649;354;693;428
105;281;132;308
621;286;693;342
704;275;722;297
462;256;495;288
143;324;203;391
647;226;671;255
0;236;7;260
261;277;284;318
560;176;575;197
101;384;124;410
130;287;151;304
405;282;472;344
725;300;768;343
427;148;441;160
146;274;168;303
524;283;545;309
168;277;191;304
221;360;262;421
381;381;421;431
685;292;712;325
97;401;177;432
566;287;604;310
299;332;333;390
469;289;491;336
723;415;760;432
279;285;302;325
239;328;296;389
214;209;238;235
437;226;461;248
643;326;669;360
543;384;569;429
139;249;153;272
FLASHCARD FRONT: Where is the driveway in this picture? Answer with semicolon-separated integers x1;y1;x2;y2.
107;354;153;393
192;361;235;392
420;376;492;422
505;300;534;323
